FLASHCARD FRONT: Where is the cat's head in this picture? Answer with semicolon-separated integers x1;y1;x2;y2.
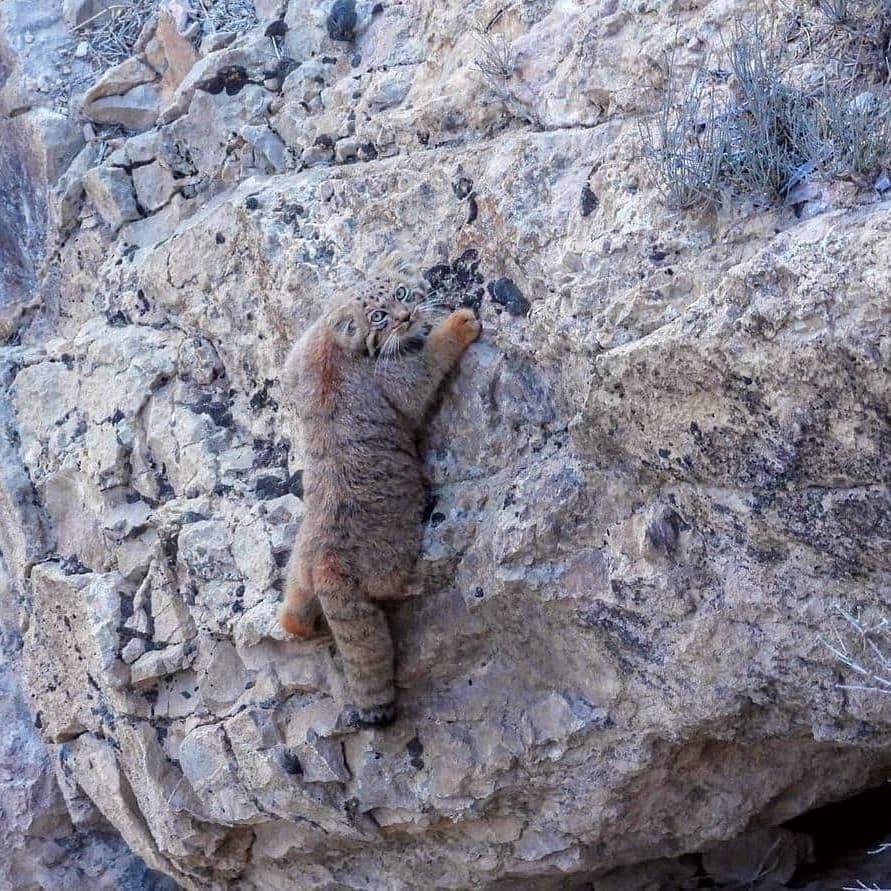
323;269;434;358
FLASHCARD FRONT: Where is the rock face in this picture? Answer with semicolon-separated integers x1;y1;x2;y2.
1;1;890;889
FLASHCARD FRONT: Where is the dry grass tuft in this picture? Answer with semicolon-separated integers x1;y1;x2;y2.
641;15;891;209
75;0;158;73
471;23;541;126
76;0;258;75
196;0;257;37
820;602;891;695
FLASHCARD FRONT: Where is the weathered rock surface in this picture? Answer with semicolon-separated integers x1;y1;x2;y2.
1;1;890;889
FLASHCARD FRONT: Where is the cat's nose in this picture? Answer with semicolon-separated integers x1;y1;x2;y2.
395;308;410;323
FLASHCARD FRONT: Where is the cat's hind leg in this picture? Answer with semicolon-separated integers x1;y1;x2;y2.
365;570;416;601
278;546;321;639
314;554;396;727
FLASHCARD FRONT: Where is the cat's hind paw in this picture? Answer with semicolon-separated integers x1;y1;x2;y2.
278;605;318;639
341;702;397;730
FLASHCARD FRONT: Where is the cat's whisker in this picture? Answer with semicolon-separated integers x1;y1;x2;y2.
376;331;400;374
374;335;388;373
413;297;452;316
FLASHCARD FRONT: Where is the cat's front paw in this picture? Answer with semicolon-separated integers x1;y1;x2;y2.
445;307;482;349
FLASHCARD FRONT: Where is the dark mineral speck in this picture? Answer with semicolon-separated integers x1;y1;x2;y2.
61;555;90;575
488;277;530;316
646;507;685;556
256;472;302;500
200;65;250;96
422;490;437;523
192;394;233;428
423;249;484;308
580;184;599;216
287;470;304;499
406;736;424;769
282;749;303;775
265;19;287;37
327;0;357;41
466;194;478;224
452;176;473;200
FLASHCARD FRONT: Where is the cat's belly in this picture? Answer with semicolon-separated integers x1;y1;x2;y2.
300;468;424;572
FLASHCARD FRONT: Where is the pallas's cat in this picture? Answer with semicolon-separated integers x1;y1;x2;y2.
279;270;481;727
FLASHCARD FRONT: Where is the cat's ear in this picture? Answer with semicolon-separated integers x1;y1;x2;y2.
338;318;356;336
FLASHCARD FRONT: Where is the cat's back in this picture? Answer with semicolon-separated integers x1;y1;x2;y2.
296;323;422;510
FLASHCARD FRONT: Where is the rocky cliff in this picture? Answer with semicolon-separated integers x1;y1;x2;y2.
1;1;890;888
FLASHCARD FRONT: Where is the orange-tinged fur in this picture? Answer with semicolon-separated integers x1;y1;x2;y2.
278;272;480;727
279;610;316;639
306;335;342;410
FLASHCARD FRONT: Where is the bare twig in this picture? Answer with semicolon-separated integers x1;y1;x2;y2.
78;0;157;73
196;0;257;36
820;602;891;695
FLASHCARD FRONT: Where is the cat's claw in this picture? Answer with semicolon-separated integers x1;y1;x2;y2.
338;702;397;731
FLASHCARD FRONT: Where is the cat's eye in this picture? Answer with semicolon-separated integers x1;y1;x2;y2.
394;285;411;303
369;309;388;328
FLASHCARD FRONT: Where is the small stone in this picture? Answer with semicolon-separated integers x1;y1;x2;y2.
75;41;89;59
200;31;237;54
154;7;200;86
84;57;157;104
132;161;177;213
302;144;333;166
334;136;360;162
121;638;147;664
294;729;350;783
82;84;163;132
875;174;891;194
124;607;150;637
82;166;140;231
130;641;196;688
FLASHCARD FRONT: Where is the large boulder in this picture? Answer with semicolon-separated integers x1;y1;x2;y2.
1;0;890;888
